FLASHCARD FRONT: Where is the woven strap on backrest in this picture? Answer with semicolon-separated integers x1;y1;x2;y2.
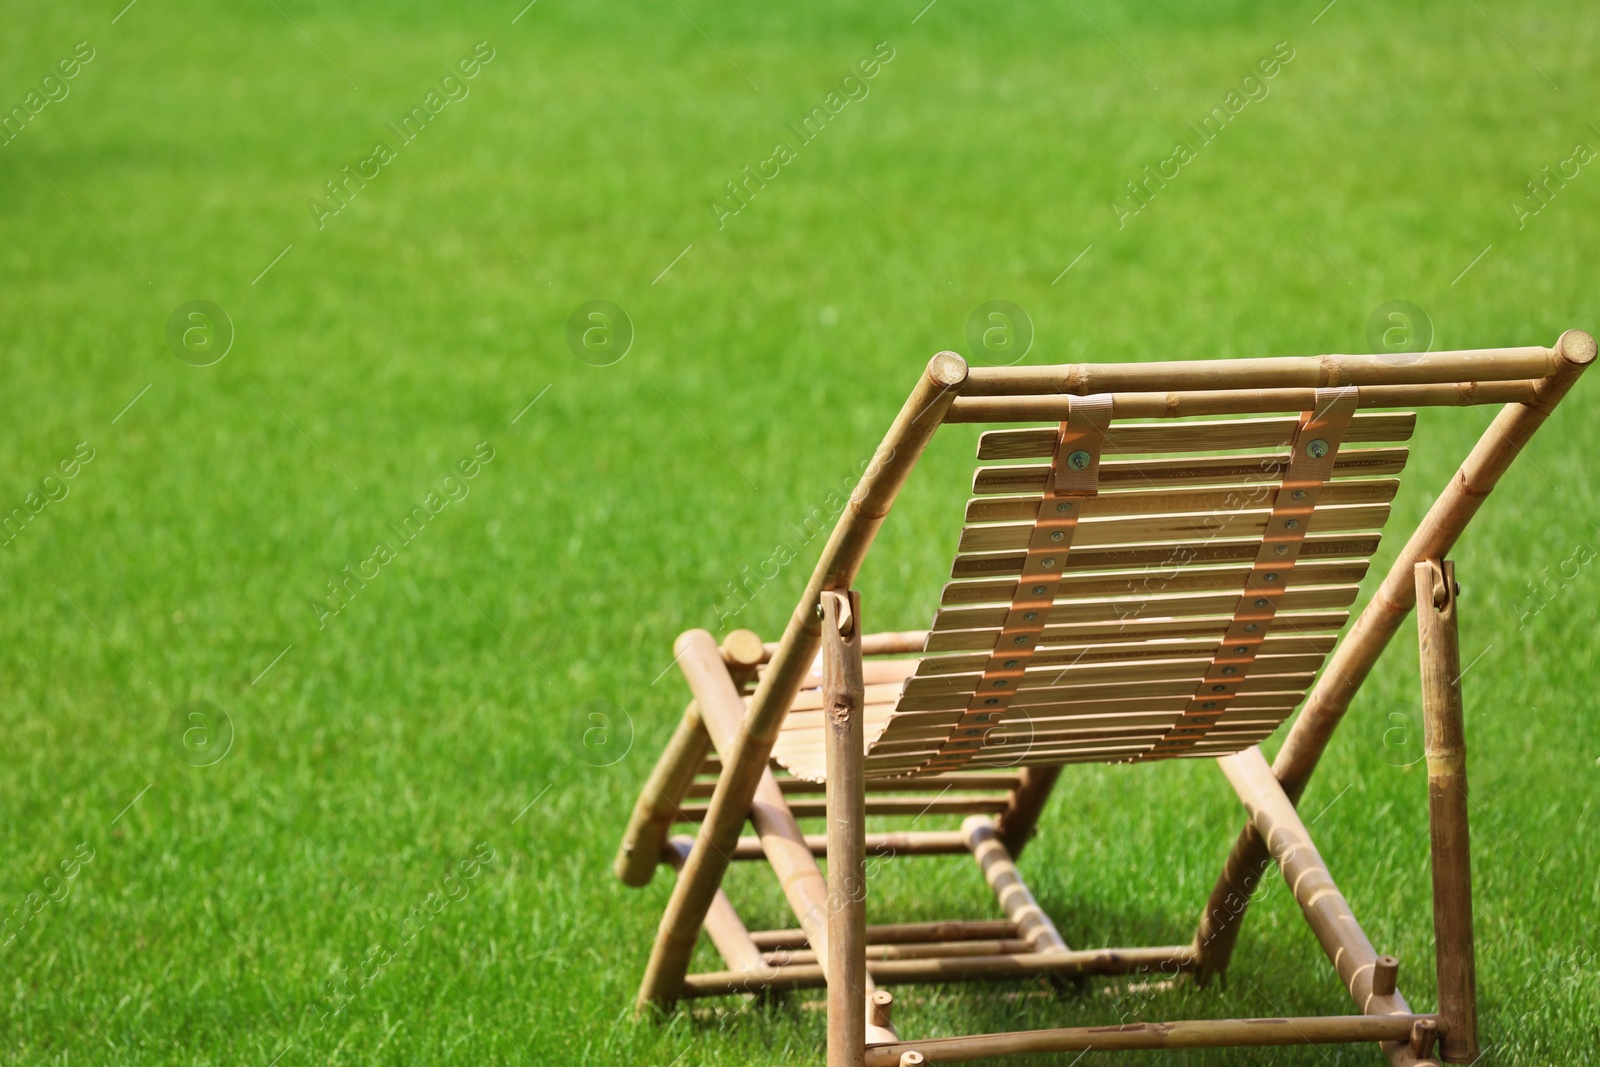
1133;386;1359;760
921;396;1112;773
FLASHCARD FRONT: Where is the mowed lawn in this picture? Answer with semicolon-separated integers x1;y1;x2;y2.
2;0;1598;1063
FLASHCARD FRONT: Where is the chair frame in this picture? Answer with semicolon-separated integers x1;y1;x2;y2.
615;331;1596;1066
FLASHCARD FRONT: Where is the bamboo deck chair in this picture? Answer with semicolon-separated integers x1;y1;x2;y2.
615;330;1595;1067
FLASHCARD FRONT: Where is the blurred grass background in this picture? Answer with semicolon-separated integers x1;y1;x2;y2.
1;0;1597;1063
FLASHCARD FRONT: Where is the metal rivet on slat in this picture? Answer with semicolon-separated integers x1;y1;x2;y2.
984;698;1000;706
1244;623;1260;633
1201;702;1217;710
1022;611;1038;621
1040;557;1057;569
1221;666;1237;675
1050;530;1065;542
1263;572;1279;582
1283;518;1300;530
1013;635;1030;645
1306;439;1329;459
1291;489;1307;501
1031;585;1048;596
1210;684;1227;692
1234;645;1248;654
1003;659;1018;668
1254;597;1270;608
1275;544;1289;555
1068;450;1091;470
992;680;1008;689
1055;502;1072;513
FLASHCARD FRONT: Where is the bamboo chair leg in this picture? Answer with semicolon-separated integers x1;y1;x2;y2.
614;702;711;887
823;592;867;1067
663;838;766;975
993;766;1060;858
634;354;967;1012
1192;328;1594;979
962;817;1068;953
1414;560;1479;1063
1219;747;1442;1067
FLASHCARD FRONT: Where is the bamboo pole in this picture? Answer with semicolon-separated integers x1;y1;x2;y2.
615;633;773;886
858;1015;1438;1064
636;353;968;1011
614;703;712;886
662;838;766;975
750;919;1017;952
672;796;1009;822
992;766;1061;858
1192;330;1594;980
690;774;1022;799
946;380;1540;421
768;939;1034;966
1219;747;1441;1067
962;817;1068;953
1414;560;1479;1063
728;831;970;861
722;629;766;688
824;592;867;1067
681;944;1197;996
962;344;1560;396
638;630;838;1007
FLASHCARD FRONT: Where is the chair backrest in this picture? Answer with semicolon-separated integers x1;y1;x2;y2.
765;339;1590;781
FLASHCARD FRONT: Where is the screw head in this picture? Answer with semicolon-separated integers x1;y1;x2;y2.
984;698;999;706
1274;544;1289;555
992;679;1008;689
1263;572;1279;582
1291;489;1307;501
1254;597;1270;608
1221;666;1237;675
1031;584;1048;596
1055;502;1072;514
1040;557;1057;569
1283;518;1300;530
1201;702;1217;710
1050;530;1065;542
1022;611;1038;622
1306;439;1329;459
1211;684;1227;693
1067;450;1091;470
1013;636;1030;646
1244;623;1260;633
1233;645;1248;654
1003;659;1019;669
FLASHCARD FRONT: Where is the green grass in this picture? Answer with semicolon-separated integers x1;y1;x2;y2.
2;0;1598;1063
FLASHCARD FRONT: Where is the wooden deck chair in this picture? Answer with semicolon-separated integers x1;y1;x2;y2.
615;330;1596;1066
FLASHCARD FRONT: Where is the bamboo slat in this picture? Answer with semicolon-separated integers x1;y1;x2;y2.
957;503;1389;552
924;610;1350;653
951;534;1379;580
972;447;1409;495
976;412;1414;461
929;586;1358;635
963;479;1398;524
